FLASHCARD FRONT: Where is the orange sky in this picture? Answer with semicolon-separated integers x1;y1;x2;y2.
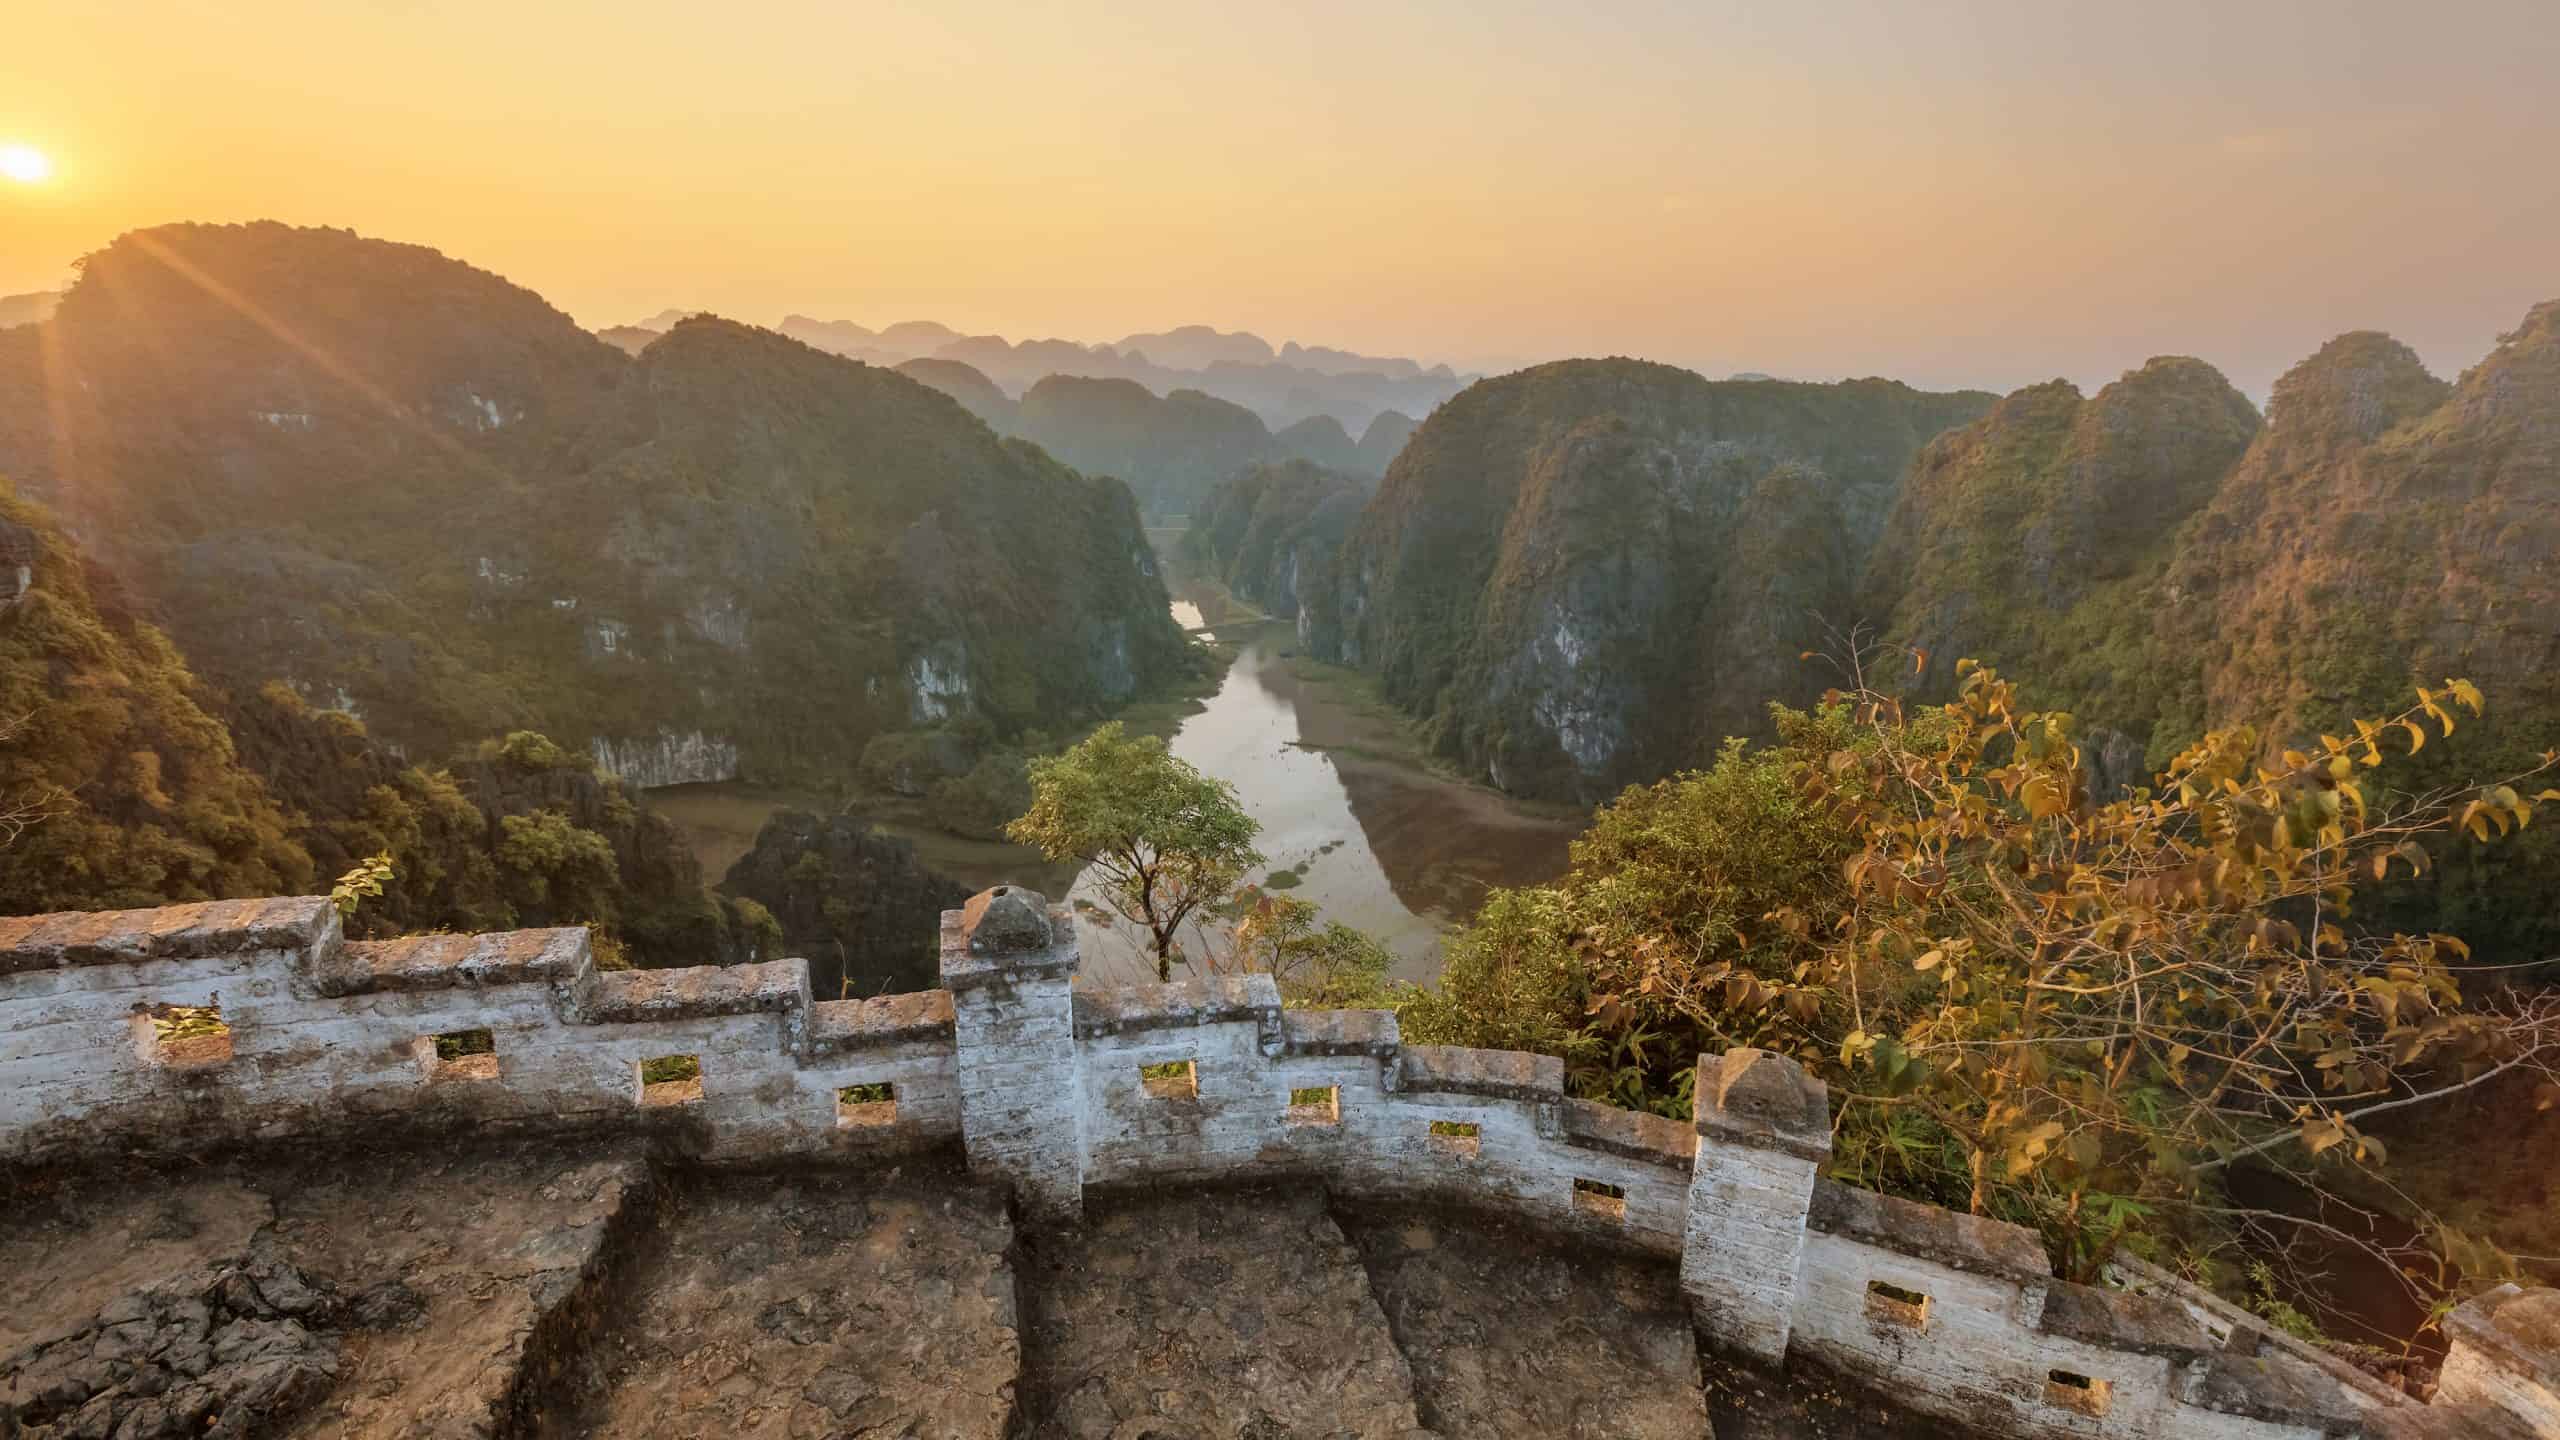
5;0;2556;397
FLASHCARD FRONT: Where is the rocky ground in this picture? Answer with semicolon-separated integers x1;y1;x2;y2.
558;1160;1019;1440
2;1142;1969;1439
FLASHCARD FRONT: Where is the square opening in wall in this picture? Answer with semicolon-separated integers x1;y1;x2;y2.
1571;1177;1627;1222
1286;1085;1341;1126
638;1053;704;1107
418;1028;499;1082
2045;1370;2111;1417
1427;1120;1481;1157
837;1081;897;1128
1140;1058;1198;1100
1866;1279;1931;1329
132;1002;233;1070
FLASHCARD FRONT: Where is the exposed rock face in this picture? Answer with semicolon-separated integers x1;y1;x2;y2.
1313;360;1994;801
588;729;740;788
1181;460;1374;636
717;809;970;997
0;222;1187;790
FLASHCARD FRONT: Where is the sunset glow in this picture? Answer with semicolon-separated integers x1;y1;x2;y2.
0;145;48;185
2;1;2557;394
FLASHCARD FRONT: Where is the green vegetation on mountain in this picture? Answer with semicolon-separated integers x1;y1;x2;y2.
1179;461;1372;634
1315;360;1996;801
715;808;968;996
0;485;312;910
0;222;1187;795
1353;409;1418;476
0;479;772;964
1864;358;2262;781
1872;304;2560;961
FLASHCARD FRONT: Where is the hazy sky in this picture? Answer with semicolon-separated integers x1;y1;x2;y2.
5;0;2556;398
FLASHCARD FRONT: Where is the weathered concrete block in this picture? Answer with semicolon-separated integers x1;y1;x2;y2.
311;927;589;997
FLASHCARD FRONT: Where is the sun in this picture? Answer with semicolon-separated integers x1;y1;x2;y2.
0;145;52;184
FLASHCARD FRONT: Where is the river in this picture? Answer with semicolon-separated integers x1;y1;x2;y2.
651;590;1581;990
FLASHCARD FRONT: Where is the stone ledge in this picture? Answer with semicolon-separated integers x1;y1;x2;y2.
2446;1285;2560;1393
578;959;811;1024
2038;1278;2212;1361
807;990;957;1055
1558;1098;1697;1170
311;928;588;997
1805;1177;2050;1283
0;897;338;974
1071;974;1282;1039
2189;1349;2367;1437
1398;1044;1565;1104
1279;1008;1400;1058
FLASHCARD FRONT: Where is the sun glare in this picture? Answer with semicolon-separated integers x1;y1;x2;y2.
1;146;52;184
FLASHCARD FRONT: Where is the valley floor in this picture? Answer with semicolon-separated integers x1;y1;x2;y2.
2;1139;1956;1439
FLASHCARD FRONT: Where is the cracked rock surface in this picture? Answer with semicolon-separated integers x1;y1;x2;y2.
2;1140;645;1440
563;1160;1019;1440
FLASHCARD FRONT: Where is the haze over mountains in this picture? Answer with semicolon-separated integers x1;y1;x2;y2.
598;310;1465;470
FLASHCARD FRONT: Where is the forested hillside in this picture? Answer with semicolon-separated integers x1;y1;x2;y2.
1180;461;1372;639
1303;360;1996;800
1877;305;2560;958
0;480;774;965
0;222;1189;791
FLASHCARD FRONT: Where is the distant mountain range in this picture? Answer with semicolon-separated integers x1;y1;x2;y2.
886;362;1414;516
598;312;1469;442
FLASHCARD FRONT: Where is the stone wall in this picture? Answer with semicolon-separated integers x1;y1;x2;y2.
2;889;2554;1440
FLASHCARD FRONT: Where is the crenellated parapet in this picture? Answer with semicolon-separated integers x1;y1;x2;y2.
2;887;2554;1440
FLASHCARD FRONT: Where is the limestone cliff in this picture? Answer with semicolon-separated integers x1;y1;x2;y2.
1181;461;1373;646
1863;356;2262;774
0;222;1189;791
1310;360;1995;801
1864;305;2560;958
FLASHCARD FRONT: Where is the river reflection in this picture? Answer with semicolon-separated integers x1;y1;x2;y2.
1069;617;1579;987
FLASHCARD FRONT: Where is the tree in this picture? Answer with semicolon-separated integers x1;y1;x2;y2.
1008;722;1261;981
1760;662;2560;1281
1420;656;2560;1323
1222;890;1406;1008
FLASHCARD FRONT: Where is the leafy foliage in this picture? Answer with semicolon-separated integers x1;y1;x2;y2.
1008;722;1261;980
1424;655;2560;1303
0;487;313;910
